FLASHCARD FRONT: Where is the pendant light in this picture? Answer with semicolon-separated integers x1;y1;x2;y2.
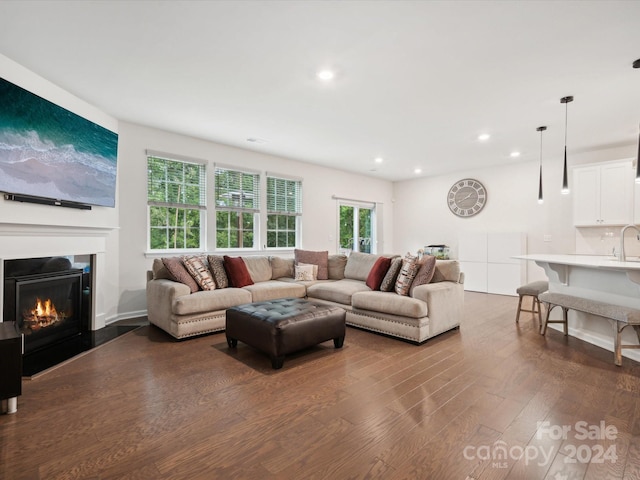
537;126;547;204
636;123;640;184
633;60;639;182
560;96;573;194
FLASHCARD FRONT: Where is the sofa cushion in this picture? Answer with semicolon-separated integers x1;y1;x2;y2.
271;256;294;279
173;288;252;315
162;257;200;293
223;256;254;288
294;249;329;280
207;255;229;288
366;256;392;291
242;280;306;302
380;257;402;292
328;254;348;280
344;252;382;281
183;255;216;291
352;291;427;319
410;255;437;295
243;256;272;283
395;254;420;296
307;279;371;305
432;260;461;283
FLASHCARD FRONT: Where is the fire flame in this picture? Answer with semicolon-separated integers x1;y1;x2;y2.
33;298;58;318
23;298;66;332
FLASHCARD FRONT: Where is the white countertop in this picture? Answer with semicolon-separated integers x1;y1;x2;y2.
515;254;640;271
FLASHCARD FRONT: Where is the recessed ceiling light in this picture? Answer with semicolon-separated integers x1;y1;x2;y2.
375;157;384;164
478;134;490;141
510;151;521;158
414;168;422;174
317;70;335;81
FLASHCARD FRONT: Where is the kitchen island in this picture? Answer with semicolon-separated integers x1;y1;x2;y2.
516;254;640;363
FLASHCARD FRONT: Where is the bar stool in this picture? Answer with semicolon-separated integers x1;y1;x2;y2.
515;281;548;325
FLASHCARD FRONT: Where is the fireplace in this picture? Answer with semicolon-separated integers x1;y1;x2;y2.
2;255;96;375
4;269;84;354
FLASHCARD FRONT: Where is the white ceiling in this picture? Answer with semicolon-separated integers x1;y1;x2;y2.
0;0;639;181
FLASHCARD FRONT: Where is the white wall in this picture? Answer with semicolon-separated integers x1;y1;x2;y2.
0;53;121;325
116;121;394;316
0;53;119;229
392;143;638;284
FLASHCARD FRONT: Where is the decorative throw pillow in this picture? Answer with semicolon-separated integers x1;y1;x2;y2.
409;255;437;296
294;249;329;280
295;264;316;281
183;255;216;291
299;262;319;280
207;255;229;289
223;256;254;288
395;253;420;296
366;256;392;291
380;257;402;292
162;257;200;293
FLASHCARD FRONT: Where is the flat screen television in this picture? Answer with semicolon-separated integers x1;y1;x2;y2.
0;77;118;208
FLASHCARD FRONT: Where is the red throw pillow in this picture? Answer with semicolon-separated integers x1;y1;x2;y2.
223;256;254;288
366;256;392;291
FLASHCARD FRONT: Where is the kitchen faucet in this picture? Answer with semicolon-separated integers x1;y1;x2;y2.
619;224;640;261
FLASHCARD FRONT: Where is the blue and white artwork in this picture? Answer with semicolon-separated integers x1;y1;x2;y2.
0;77;118;207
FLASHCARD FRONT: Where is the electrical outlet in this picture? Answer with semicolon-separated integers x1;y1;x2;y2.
544;235;552;242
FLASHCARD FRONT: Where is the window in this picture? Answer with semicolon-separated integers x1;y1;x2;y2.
147;154;206;251
266;175;302;248
215;166;260;249
339;202;375;254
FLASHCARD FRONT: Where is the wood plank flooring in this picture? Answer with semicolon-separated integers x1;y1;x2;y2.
1;291;640;479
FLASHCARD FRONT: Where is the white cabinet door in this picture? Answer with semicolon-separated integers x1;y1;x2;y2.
600;162;633;225
488;263;522;296
459;232;525;296
459;261;488;292
573;160;633;226
573;165;600;226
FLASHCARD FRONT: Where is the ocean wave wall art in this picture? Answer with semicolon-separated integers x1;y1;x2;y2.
0;77;118;207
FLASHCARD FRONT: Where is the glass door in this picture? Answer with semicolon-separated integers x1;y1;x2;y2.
339;202;375;254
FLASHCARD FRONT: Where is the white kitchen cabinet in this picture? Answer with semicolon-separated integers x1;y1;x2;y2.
458;232;526;296
573;160;633;226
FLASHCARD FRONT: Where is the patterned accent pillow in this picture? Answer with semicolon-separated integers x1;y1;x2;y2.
409;255;437;296
183;255;216;291
366;256;392;290
380;257;402;292
207;255;229;289
162;257;200;293
295;264;315;281
395;253;420;296
298;262;318;280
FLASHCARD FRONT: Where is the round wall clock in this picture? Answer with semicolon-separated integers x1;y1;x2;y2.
447;178;487;217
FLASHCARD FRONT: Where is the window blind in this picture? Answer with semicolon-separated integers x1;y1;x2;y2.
215;166;260;212
267;176;302;214
147;155;206;209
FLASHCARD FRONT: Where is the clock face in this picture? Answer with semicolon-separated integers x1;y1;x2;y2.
447;179;487;217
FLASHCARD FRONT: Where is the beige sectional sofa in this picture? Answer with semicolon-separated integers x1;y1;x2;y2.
146;252;464;344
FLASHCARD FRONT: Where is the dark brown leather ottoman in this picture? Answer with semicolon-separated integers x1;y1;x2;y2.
225;298;346;369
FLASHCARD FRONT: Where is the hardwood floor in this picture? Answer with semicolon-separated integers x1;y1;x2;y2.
2;291;640;479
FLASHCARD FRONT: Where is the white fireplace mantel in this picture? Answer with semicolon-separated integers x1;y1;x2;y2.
0;222;118;330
